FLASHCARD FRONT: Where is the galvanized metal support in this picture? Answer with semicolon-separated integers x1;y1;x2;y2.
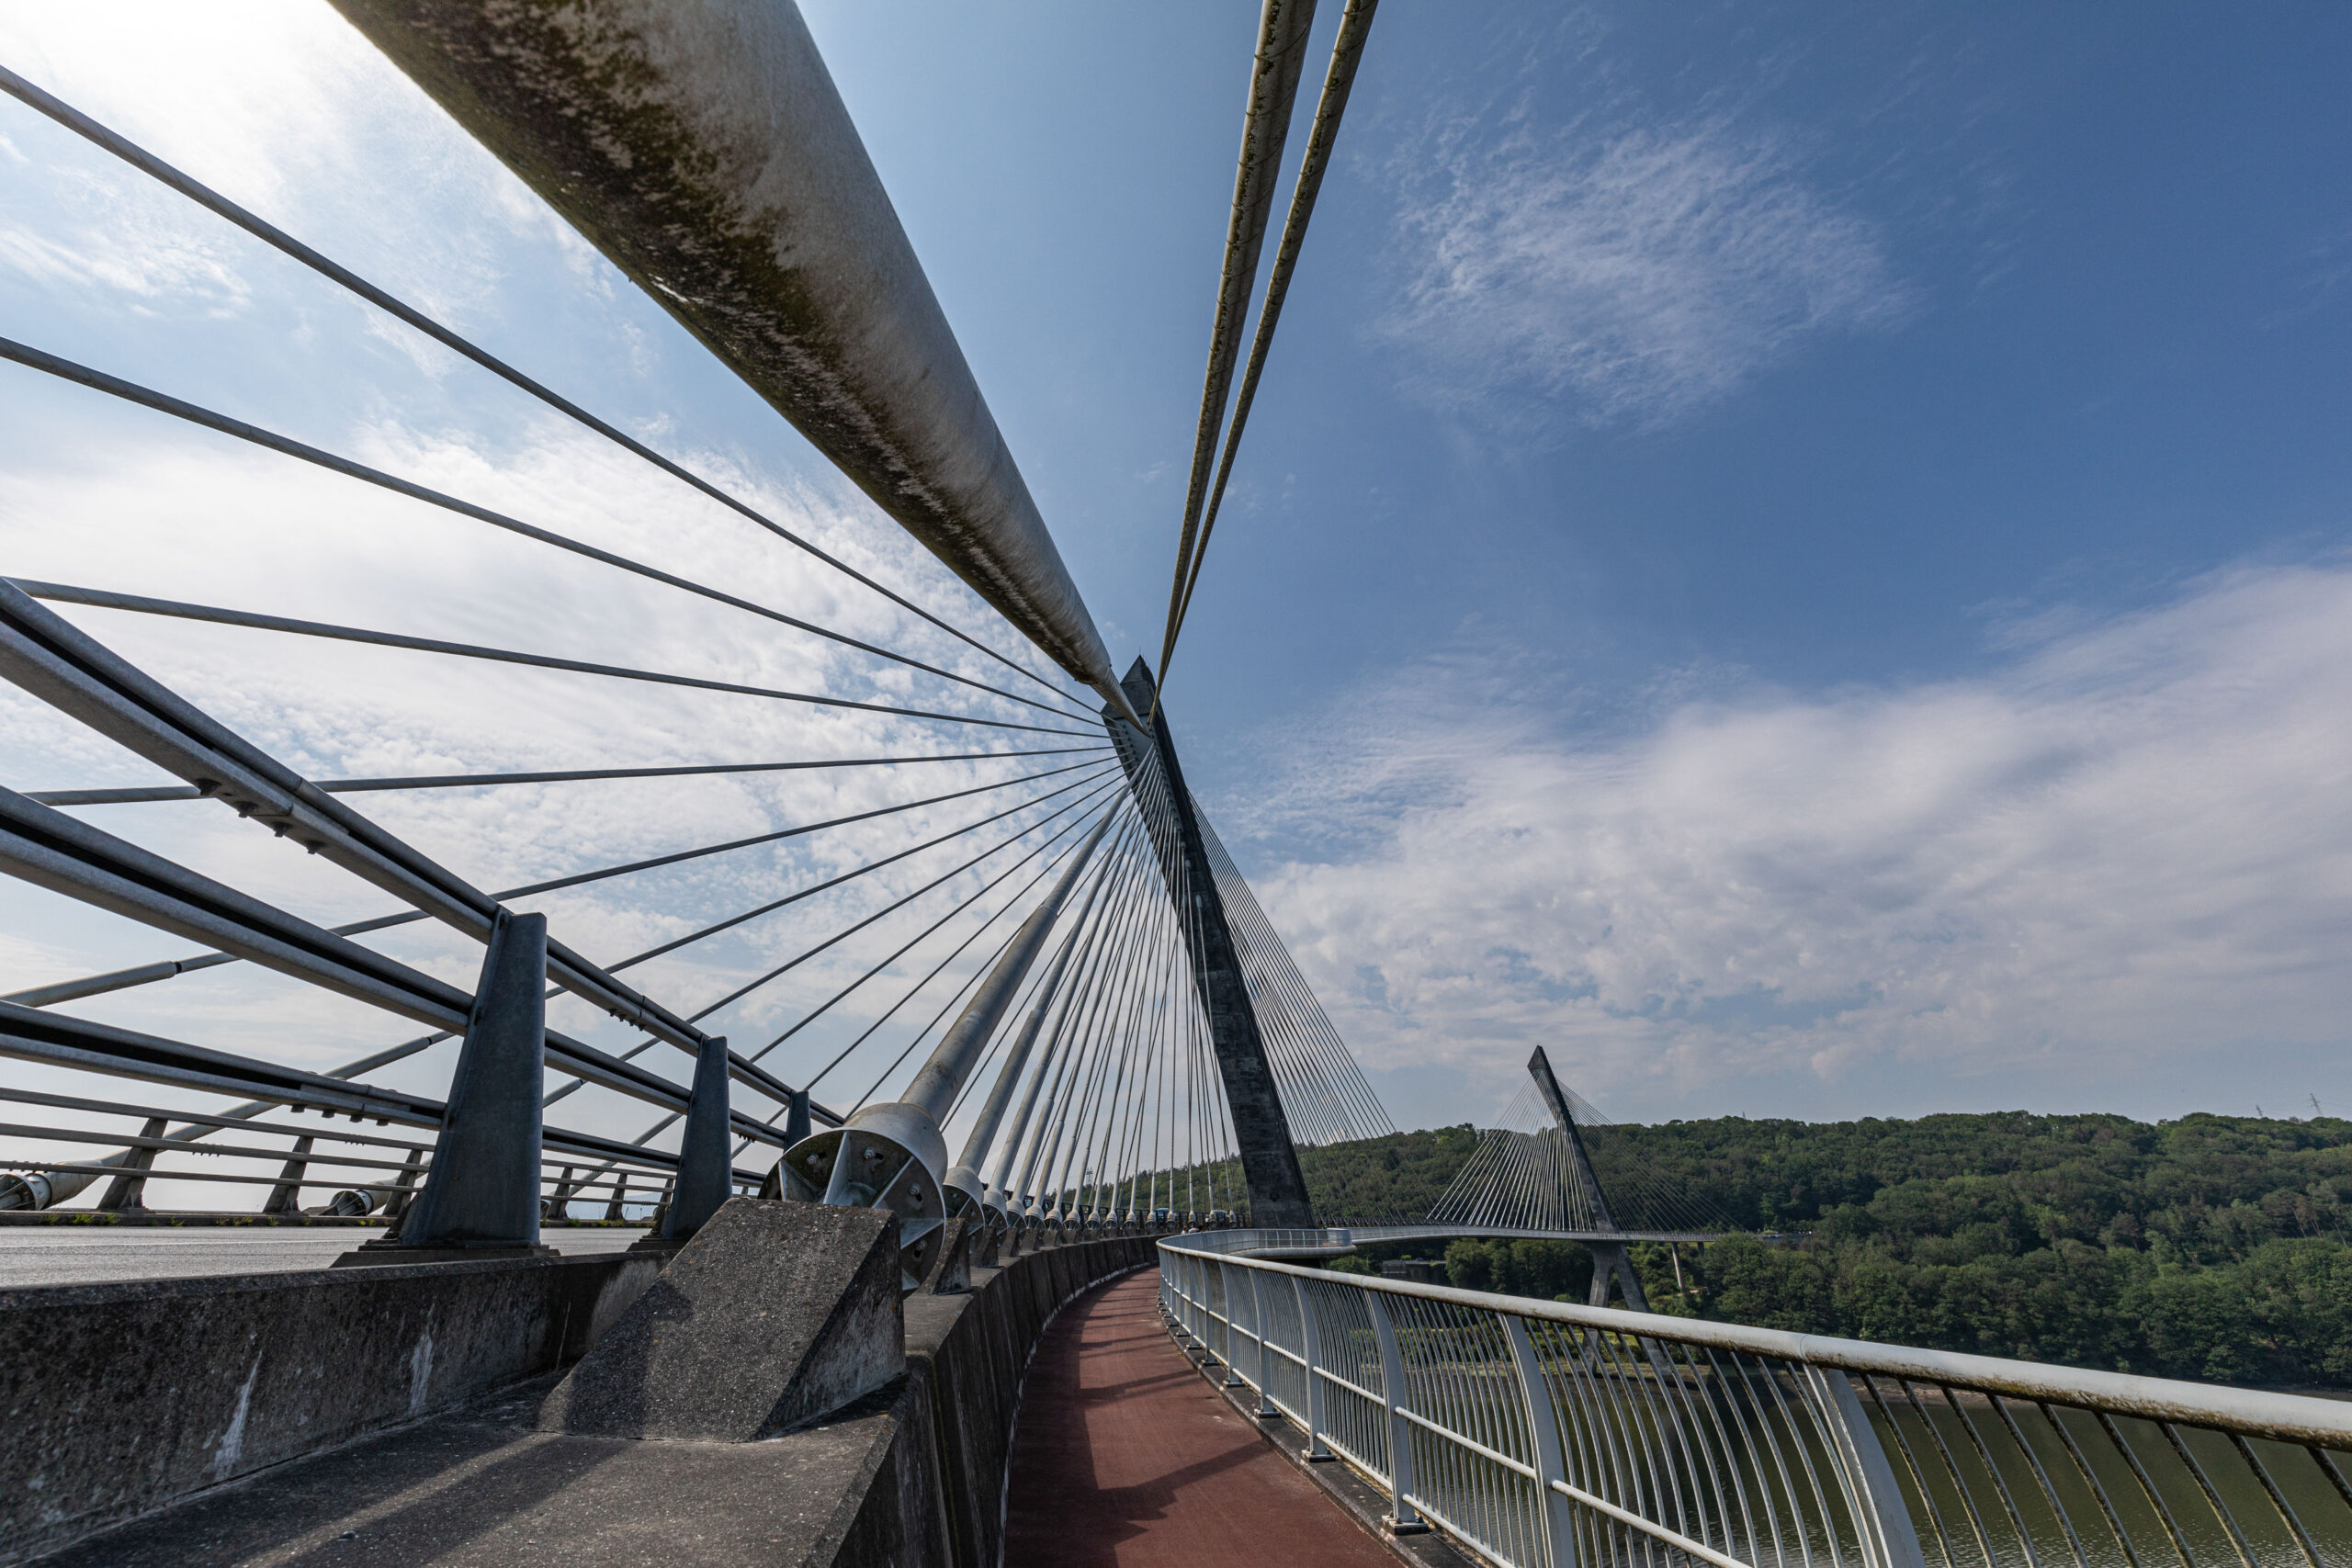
1249;1268;1277;1417
1504;1314;1581;1568
1365;1289;1429;1534
1110;659;1314;1228
785;812;1106;1289
1809;1366;1929;1568
347;911;551;1259
952;836;1114;1229
660;1036;732;1245
379;1147;424;1224
95;1117;164;1213
1293;1274;1333;1460
544;1166;577;1221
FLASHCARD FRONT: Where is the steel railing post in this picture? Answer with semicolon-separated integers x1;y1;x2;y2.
94;1117;165;1212
1216;1260;1245;1386
261;1134;313;1215
1249;1268;1276;1416
1365;1289;1430;1535
345;910;550;1259
1806;1366;1928;1568
657;1034;732;1244
1505;1313;1581;1568
1294;1274;1332;1461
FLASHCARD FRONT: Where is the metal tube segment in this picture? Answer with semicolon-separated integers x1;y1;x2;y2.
776;808;1108;1287
948;826;1119;1225
329;0;1133;719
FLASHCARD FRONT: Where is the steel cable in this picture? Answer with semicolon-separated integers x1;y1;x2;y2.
1163;0;1382;685
11;579;1095;739
0;64;1092;712
0;344;1093;726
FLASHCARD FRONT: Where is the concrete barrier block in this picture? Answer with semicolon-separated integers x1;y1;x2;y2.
536;1197;901;1441
0;1251;661;1561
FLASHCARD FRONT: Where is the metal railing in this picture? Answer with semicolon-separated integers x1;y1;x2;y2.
1159;1232;2352;1568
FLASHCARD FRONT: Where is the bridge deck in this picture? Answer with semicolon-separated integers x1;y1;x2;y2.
0;1225;644;1288
1004;1270;1396;1567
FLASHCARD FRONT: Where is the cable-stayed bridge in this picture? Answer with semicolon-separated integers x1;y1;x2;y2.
1;6;2347;1567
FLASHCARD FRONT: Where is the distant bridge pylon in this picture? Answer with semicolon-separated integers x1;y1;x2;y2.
1421;1045;1715;1306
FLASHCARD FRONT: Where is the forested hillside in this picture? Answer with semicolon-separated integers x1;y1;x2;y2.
1287;1111;2352;1387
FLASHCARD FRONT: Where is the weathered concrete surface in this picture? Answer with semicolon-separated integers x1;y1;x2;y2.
21;1235;1159;1567
815;1233;1158;1565
0;1251;661;1563
24;1373;898;1568
537;1199;900;1441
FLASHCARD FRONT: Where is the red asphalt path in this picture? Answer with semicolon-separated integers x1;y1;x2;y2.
1003;1269;1397;1567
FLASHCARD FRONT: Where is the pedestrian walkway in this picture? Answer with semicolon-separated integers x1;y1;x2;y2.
1003;1269;1397;1567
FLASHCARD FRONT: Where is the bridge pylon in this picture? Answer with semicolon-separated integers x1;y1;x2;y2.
1106;658;1315;1229
1524;1045;1651;1311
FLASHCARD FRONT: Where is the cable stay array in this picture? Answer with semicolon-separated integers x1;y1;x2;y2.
1430;1077;1729;1237
0;48;1396;1248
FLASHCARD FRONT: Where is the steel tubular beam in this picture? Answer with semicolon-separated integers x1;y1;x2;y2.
329;0;1131;718
0;1000;706;1172
0;785;477;1032
904;809;1112;1128
1110;659;1314;1227
0;581;791;1111
0;791;786;1144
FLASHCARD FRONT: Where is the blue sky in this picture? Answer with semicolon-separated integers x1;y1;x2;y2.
2;4;2348;1133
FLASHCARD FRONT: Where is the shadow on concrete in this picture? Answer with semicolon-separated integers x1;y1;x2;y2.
32;1377;627;1568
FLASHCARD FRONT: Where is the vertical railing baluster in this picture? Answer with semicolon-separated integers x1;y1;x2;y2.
2229;1432;2321;1568
2158;1422;2256;1568
1217;1259;1243;1386
1987;1393;2088;1568
2035;1402;2143;1568
2093;1411;2198;1568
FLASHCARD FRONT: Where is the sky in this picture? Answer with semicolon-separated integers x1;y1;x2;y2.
1;3;2348;1137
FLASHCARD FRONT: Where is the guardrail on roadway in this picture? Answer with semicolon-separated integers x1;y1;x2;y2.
1160;1229;2352;1568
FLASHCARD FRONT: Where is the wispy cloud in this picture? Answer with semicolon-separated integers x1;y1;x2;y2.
1381;108;1911;429
1230;562;2352;1121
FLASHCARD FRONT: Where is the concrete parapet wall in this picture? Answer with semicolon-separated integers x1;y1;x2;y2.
0;1252;661;1562
815;1234;1159;1567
